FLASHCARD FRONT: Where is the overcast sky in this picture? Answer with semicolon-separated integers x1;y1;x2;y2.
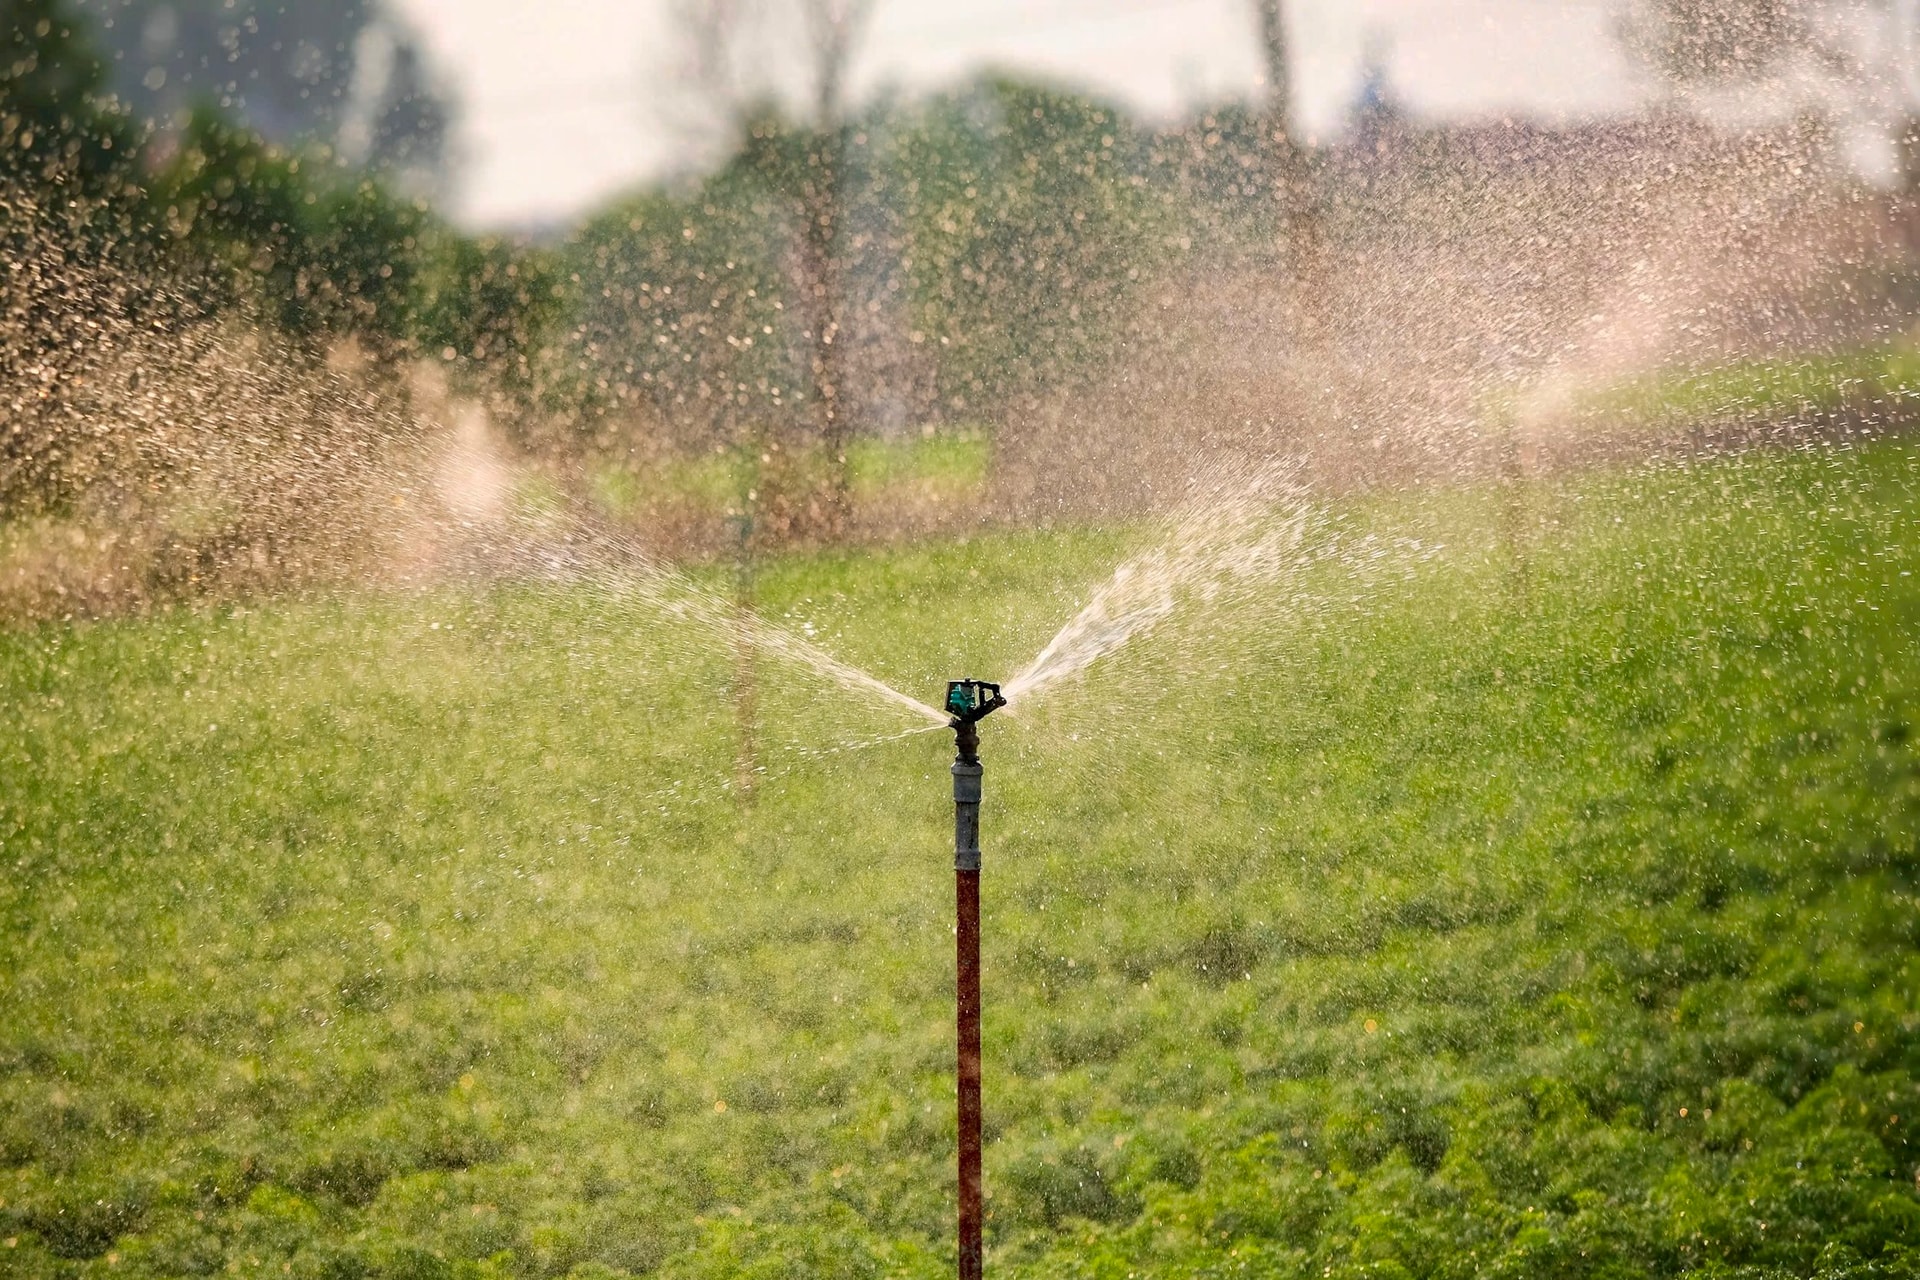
389;0;1645;229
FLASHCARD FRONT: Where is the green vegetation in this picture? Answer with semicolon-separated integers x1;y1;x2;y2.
4;441;1918;1277
847;430;991;498
6;0;1264;506
589;432;991;523
561;75;1181;445
1563;343;1920;437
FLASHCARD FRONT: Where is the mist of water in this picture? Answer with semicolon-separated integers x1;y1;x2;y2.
1004;460;1314;705
5;115;1908;770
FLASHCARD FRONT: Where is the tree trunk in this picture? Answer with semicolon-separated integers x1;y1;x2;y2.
1254;0;1301;228
799;136;851;540
802;0;869;541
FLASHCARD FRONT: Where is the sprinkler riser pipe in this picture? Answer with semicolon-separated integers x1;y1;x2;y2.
945;678;1000;1280
952;761;982;872
956;868;983;1280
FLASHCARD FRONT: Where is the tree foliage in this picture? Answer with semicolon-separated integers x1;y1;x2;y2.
12;0;1317;514
1;0;136;191
563;75;1174;454
1622;0;1811;85
892;77;1166;413
71;0;454;192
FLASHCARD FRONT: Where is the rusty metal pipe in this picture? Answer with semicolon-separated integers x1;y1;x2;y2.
955;864;983;1280
953;737;983;1280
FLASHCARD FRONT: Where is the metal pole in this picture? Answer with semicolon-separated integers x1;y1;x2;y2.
952;719;984;1280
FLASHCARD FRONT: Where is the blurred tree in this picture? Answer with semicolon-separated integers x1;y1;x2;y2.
357;36;453;203
891;77;1164;416
567;71;1173;480
1619;0;1816;85
148;106;429;359
72;0;454;191
569;159;798;454
304;176;427;355
1619;0;1920;189
1150;102;1281;247
1252;0;1295;193
415;232;569;440
572;74;1166;458
1;0;138;190
3;0;105;135
1251;0;1321;253
146;107;311;315
2;0;149;514
661;0;875;537
795;0;873;535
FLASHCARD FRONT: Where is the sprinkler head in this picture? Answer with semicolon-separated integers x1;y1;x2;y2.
946;679;1006;727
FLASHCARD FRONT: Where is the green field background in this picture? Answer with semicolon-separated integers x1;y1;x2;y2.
4;442;1919;1278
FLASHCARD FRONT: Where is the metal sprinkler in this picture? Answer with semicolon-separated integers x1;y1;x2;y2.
945;678;1005;1280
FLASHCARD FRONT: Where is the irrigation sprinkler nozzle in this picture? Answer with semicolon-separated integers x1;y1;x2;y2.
946;679;1004;767
945;678;1005;727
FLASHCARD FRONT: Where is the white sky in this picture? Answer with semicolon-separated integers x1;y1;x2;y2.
390;0;1646;229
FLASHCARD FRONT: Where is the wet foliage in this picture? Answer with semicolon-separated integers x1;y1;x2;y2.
3;442;1918;1277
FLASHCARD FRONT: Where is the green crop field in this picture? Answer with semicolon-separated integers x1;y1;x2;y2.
4;440;1920;1279
1566;345;1920;431
588;430;992;526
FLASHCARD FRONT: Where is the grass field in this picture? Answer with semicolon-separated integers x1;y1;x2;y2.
588;431;992;524
4;440;1920;1279
1560;343;1920;439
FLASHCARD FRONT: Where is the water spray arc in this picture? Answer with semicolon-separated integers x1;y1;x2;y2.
945;678;1005;1280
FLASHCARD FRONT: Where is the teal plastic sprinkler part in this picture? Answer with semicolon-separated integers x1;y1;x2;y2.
946;679;1006;726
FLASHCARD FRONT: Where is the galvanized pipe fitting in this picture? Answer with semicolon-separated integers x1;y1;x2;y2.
952;758;982;872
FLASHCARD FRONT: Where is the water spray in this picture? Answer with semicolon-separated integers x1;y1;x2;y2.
945;678;1004;1280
